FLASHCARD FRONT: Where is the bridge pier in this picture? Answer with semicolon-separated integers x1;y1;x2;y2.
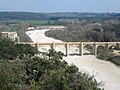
93;43;97;55
51;42;55;49
65;43;69;56
116;43;120;49
35;42;39;51
79;43;83;56
105;43;109;52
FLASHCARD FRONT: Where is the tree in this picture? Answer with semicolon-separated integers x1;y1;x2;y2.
0;61;15;90
0;39;37;60
25;49;103;90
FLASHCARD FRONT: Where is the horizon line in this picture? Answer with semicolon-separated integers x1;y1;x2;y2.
0;11;120;14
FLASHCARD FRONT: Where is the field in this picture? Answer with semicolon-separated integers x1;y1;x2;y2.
23;20;59;25
0;19;60;32
0;19;59;25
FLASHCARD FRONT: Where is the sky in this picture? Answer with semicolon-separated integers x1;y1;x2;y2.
0;0;120;13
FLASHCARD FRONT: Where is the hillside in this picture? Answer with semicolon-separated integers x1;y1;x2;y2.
0;12;120;20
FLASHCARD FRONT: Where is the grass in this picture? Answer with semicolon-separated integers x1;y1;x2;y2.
10;26;20;32
0;19;59;25
23;20;58;25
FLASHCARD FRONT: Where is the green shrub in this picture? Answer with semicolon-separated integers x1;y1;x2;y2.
96;51;120;66
97;52;115;60
25;49;103;90
108;56;120;66
0;63;15;90
0;39;37;60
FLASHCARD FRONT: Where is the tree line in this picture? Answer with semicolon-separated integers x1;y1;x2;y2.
0;12;119;20
45;19;120;42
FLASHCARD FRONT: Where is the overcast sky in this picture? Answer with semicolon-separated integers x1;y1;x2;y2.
0;0;120;13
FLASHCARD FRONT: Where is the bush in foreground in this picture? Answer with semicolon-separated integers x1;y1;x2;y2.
0;39;37;60
25;49;103;90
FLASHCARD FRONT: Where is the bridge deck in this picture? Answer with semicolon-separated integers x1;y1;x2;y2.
18;42;120;45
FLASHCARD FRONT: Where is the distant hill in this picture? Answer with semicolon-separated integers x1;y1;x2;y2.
0;12;120;20
0;12;49;20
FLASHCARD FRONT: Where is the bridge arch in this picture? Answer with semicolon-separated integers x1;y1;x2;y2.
83;44;94;55
108;45;117;53
108;44;117;49
109;45;116;48
68;44;79;55
55;44;67;55
96;45;106;54
38;45;51;52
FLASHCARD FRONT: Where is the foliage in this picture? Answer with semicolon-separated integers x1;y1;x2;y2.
0;59;28;90
45;20;120;42
97;52;115;60
0;39;37;60
45;27;118;42
0;40;103;89
25;49;103;90
24;20;59;25
9;25;20;32
0;12;119;20
97;51;120;66
0;68;15;90
108;55;120;66
0;61;16;90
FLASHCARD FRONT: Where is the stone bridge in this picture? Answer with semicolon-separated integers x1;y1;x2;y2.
19;42;120;56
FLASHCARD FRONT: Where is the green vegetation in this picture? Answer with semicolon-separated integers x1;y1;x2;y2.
0;12;119;20
0;39;37;60
108;56;120;66
0;39;103;90
23;20;59;25
0;64;16;90
97;51;120;66
97;52;115;60
45;20;120;42
9;25;20;32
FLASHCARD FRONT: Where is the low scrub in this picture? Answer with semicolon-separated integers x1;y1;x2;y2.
0;39;37;60
97;52;115;60
108;56;120;66
97;51;120;66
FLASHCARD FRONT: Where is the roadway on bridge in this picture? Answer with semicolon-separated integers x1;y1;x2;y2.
26;29;120;90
